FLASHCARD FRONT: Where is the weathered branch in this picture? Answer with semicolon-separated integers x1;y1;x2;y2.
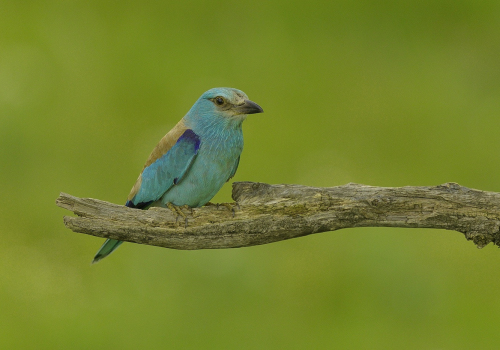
56;182;500;250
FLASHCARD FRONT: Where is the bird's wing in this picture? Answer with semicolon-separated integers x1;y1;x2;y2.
227;156;240;182
126;126;201;208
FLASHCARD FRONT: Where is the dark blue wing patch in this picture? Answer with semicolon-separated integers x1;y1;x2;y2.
179;129;201;152
125;200;152;209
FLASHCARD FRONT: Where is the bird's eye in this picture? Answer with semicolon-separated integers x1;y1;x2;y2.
214;97;225;106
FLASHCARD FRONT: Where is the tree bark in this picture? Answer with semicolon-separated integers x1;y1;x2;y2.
55;181;500;250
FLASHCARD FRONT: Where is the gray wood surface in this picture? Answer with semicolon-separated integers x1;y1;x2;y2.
56;181;500;249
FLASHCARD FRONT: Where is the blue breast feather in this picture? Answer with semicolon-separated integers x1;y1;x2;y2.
126;129;200;208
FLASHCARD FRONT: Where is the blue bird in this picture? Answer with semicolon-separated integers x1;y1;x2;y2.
92;87;263;263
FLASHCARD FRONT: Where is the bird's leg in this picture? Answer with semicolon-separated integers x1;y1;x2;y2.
166;202;191;228
182;204;194;215
204;202;239;217
220;203;238;217
204;202;220;209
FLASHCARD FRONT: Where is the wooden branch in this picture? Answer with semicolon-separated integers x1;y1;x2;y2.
56;182;500;250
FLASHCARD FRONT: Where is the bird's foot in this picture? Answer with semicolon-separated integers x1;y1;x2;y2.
205;201;240;217
166;202;192;228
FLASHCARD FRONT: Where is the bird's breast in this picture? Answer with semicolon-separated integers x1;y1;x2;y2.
159;129;244;208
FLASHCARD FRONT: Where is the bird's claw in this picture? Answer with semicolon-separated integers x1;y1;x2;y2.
167;202;192;228
205;201;240;217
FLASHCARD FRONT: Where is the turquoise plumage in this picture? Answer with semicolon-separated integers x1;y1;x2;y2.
92;87;263;263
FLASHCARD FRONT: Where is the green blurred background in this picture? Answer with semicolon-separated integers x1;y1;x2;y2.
2;0;500;348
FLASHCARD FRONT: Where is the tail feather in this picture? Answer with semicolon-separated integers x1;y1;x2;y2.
92;200;139;264
92;239;123;264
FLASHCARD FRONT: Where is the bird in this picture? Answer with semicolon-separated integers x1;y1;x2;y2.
92;87;263;263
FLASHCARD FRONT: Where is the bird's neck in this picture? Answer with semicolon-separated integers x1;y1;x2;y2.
186;114;243;137
185;114;244;153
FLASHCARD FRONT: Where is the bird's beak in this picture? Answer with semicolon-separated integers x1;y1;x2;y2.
233;100;264;115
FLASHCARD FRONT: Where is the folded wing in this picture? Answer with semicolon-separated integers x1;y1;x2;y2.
126;128;201;208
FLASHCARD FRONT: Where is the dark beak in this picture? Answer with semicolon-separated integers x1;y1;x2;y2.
234;99;264;115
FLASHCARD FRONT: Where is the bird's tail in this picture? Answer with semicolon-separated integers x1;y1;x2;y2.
92;239;123;264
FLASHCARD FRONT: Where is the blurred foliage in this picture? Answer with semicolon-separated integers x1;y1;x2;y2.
2;0;500;348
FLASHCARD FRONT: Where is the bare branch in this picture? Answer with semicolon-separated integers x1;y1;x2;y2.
56;182;500;250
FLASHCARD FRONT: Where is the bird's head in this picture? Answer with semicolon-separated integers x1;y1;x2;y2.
186;87;263;125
